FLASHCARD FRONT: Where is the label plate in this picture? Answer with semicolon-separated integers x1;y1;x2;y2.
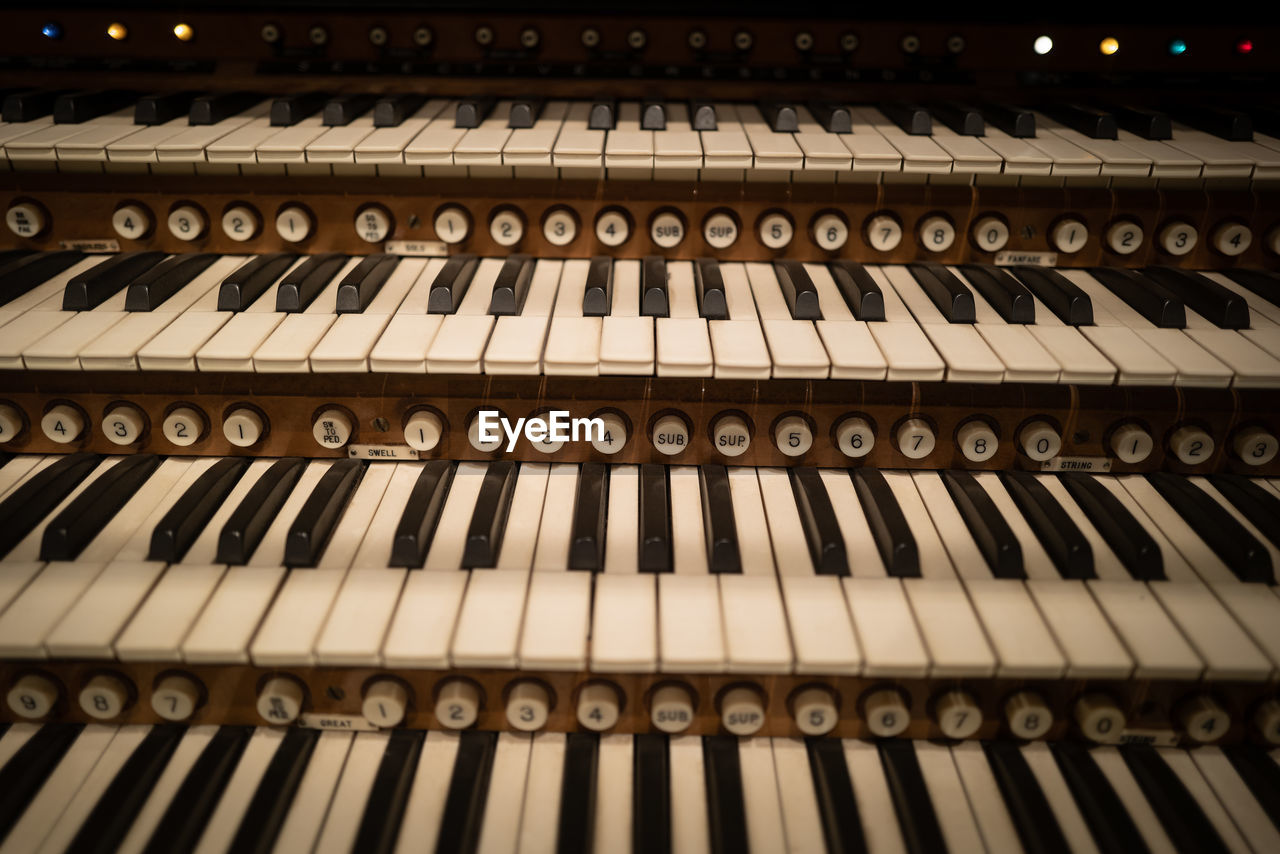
385;239;448;256
348;444;420;461
994;250;1057;267
299;713;377;731
59;239;120;253
1041;456;1112;473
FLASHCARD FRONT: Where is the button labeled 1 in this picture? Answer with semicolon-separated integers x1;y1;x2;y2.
1050;218;1088;254
276;205;314;242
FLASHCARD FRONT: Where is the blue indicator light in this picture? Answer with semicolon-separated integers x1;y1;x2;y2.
1169;39;1188;56
41;22;62;39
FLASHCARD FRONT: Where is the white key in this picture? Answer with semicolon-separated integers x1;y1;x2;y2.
930;123;1003;174
669;736;710;854
907;577;1001;677
1156;749;1250;853
591;573;657;672
727;467;775;578
605;101;654;171
471;733;533;854
272;731;353;854
306;114;377;164
402;100;466;167
503;101;569;169
116;726;220;854
309;257;427;371
602;465;639;575
552;102;606;170
744;262;829;377
9;108;134;164
1019;742;1101;854
1208;580;1280;676
843;577;930;677
913;741;986;853
820;469;886;578
653;102;703;174
739;738;787;852
1024;578;1135;679
381;571;467;668
771;738;828;854
0;456;46;500
483;260;563;374
952;267;1062;382
862;267;946;381
394;732;460;853
738;104;803;172
423;461;487;570
700;104;753;174
708;263;771;379
313;731;392;854
879;265;1004;382
1088;746;1179;851
152;100;270;165
949;741;1024;852
781;574;862;675
600;274;654;372
1088;580;1204;679
521;570;591;670
594;735;633;853
1147;581;1271;681
807;263;888;379
843;739;907;854
1036;113;1151;177
515;733;566;853
453;101;517;168
1190;747;1280;853
793;106;853;171
353;99;449;164
451;568;530;668
853;106;951;174
659;574;725;672
189;728;286;854
836;106;904;173
657;262;713;376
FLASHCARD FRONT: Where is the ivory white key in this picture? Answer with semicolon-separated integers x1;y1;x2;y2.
604;101;654;172
483;259;563;374
977;124;1053;176
950;267;1062;382
309;257;427;372
1087;746;1180;852
656;261;713;376
422;256;504;372
543;259;601;376
252;257;362;372
8;108;136;165
193;256;309;371
780;572;862;675
792;106;853;171
154;100;272;166
949;741;1025;853
600;259;654;375
659;574;726;672
451;568;531;668
843;576;931;677
422;461;487;571
698;103;753;177
256;115;330;165
0;256;109;349
312;731;391;854
367;257;448;372
0;117;56;160
1009;286;1117;384
737;104;803;173
862;266;946;381
669;736;711;854
879;265;1005;382
838;106;905;173
204;113;286;165
929;123;1004;174
1087;579;1204;679
454;100;517;169
1091;477;1199;580
842;739;908;854
819;469;886;578
708;262;771;380
806;263;888;380
726;466;775;577
1190;747;1280;853
854;106;952;174
353;99;450;165
653;102;703;175
1148;580;1272;681
1156;749;1251;853
1024;577;1135;678
1019;741;1103;854
591;573;657;672
115;725;220;854
393;731;461;852
1113;476;1234;582
593;735;633;854
515;733;566;853
521;570;592;670
744;262;829;378
403;100;466;169
738;738;788;852
190;727;286;854
271;730;354;854
770;738;829;854
469;733;532;854
1165;123;1270;179
305;114;377;164
381;570;468;668
503;101;569;170
1117;128;1205;178
552;102;606;170
0;455;51;502
601;465;640;575
1036;113;1152;177
913;741;987;853
1020;123;1103;176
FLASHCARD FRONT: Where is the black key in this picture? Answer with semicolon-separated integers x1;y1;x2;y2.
461;460;516;568
0;724;83;841
0;453;100;558
703;736;749;854
640;463;672;573
1146;471;1273;583
1174;105;1252;141
373;94;426;128
1111;104;1172;140
284;459;364;567
907;263;976;323
790;467;848;575
1224;269;1280;308
582;255;613;317
143;726;252;854
1089;267;1185;328
633;734;671;854
1001;471;1094;579
700;465;740;574
1140;266;1250;329
694;258;728;320
435;730;498;854
1011;265;1093;325
851;469;919;578
641;255;669;317
958;264;1036;324
2;89;73;122
981;103;1036;138
275;252;347;312
690;101;717;131
568;463;608;572
216;458;306;565
63;251;167;310
125;253;220;311
226;728;319;854
507;98;545;128
335;254;400;313
809;102;852;133
1043;103;1118;139
1120;744;1230;854
930;101;985;136
0;249;37;272
1206;474;1280;548
455;96;496;128
352;730;425;854
269;92;328;126
641;100;666;131
134;91;199;125
322;93;376;126
41;454;161;562
1050;741;1151;854
486;254;534;316
389;460;453;568
830;260;884;321
877;740;947;854
0;251;82;307
557;732;599;854
588;98;617;130
983;740;1072;854
774;259;822;320
1059;473;1164;581
806;737;868;854
149;458;249;563
217;253;297;311
54;89;137;124
426;254;479;314
881;102;931;135
1224;744;1280;834
762;101;799;132
189;91;263;125
942;470;1024;579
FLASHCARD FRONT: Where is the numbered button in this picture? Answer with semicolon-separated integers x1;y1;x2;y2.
276;205;314;242
918;215;956;253
363;679;408;728
896;417;936;460
835;416;874;459
404;410;443;452
934;690;983;739
506;680;551;731
223;408;265;448
168;204;207;241
1178;695;1229;744
1253;699;1280;745
435;678;481;729
7;673;59;719
434;206;470;244
1074;693;1124;743
101;405;146;445
1105;220;1144;255
42;404;85;444
650;683;695;734
758;211;793;249
1019;420;1061;462
163;406;205;447
774;415;813;457
1169;425;1214;466
720;686;766;736
971;216;1009;252
863;688;910;737
490;208;525;247
468;413;504;453
1268;226;1280;256
356;205;393;243
529;411;565;454
1233;426;1279;466
591;411;628;455
595;209;631;247
812;212;849;251
0;403;25;442
864;213;902;252
1159;221;1198;256
1212;222;1252;256
791;686;839;736
1005;691;1053;740
257;676;304;724
112;204;152;240
221;204;261;242
650;210;685;248
956;420;998;463
577;682;621;731
542;207;578;246
151;674;201;722
651;414;690;456
702;210;738;249
712;414;751;458
1109;422;1153;464
80;674;131;720
5;202;46;238
1050;218;1088;253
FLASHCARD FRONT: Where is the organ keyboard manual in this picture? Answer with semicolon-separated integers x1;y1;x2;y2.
2;0;1280;852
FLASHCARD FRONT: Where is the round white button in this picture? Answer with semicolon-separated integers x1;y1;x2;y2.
652;414;690;456
1005;691;1053;740
896;417;936;460
490;209;525;247
595;209;630;247
312;408;353;448
577;682;621;732
865;213;902;252
435;679;481;729
1019;421;1061;462
276;205;313;242
1050;218;1088;254
404;410;443;452
835;417;875;458
712;414;751;458
720;686;766;736
257;676;304;724
934;690;983;740
0;403;25;442
1074;693;1124;743
1105;220;1143;255
812;212;849;251
1213;222;1252;256
363;679;409;728
792;686;839;736
7;674;58;719
42;404;85;444
775;415;813;457
112;204;152;240
80;674;130;720
356;205;393;243
434;206;470;244
468;413;503;453
1169;425;1214;466
650;683;696;733
918;215;956;253
168;204;207;241
1159;221;1198;256
1179;695;1229;744
758;211;793;249
506;680;551;732
542;207;578;246
1234;427;1279;466
102;405;146;445
223;408;265;447
1110;423;1153;464
6;202;46;238
591;411;628;455
152;674;201;721
957;420;998;463
221;204;260;242
703;210;738;249
971;216;1009;252
162;406;205;447
1254;699;1280;745
863;689;910;737
528;412;565;454
650;210;685;248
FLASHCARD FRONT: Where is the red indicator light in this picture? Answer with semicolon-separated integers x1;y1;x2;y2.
1237;38;1254;54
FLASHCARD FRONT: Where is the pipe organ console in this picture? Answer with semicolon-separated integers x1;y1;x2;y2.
3;1;1280;851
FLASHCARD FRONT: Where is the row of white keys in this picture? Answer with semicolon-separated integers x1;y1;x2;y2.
604;101;654;174
107;103;262;165
311;730;392;854
708;262;771;379
599;259;655;374
862;266;947;381
252;256;364;372
878;265;1006;382
255;113;330;166
191;255;309;371
423;256;505;373
978;123;1053;176
0;255;109;337
308;256;428;372
1021;121;1102;177
655;261;712;376
743;261;829;377
542;258;599;375
853;106;952;174
653;102;703;177
503;100;570;171
7;108;136;167
806;262;890;379
0;455;51;501
366;257;448;372
950;266;1063;382
1167;122;1278;179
